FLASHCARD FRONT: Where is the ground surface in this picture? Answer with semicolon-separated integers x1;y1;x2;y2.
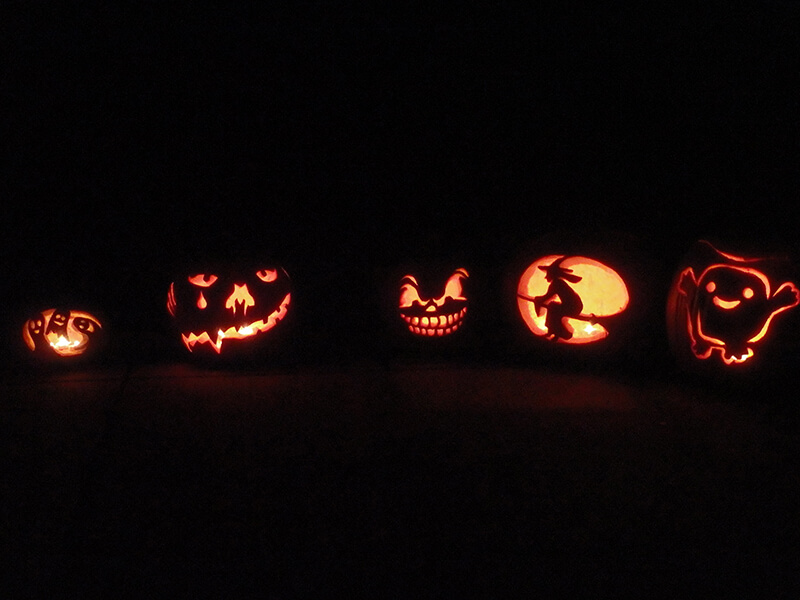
3;362;799;598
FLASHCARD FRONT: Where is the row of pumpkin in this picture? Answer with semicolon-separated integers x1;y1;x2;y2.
20;238;800;379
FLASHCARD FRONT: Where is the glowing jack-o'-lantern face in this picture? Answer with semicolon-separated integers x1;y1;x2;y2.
517;255;629;344
399;268;469;337
23;308;102;357
677;246;800;365
167;266;292;354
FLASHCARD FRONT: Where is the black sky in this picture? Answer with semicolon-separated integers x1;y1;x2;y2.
3;2;799;340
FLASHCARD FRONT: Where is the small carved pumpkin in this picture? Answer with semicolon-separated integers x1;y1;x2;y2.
516;255;630;344
23;308;103;358
507;230;660;368
667;240;800;370
167;264;292;356
399;268;469;337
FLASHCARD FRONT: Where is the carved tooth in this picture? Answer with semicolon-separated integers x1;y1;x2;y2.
412;316;419;326
421;316;429;327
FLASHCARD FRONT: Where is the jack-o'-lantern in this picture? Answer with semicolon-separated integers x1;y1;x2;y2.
399;268;469;337
517;256;630;344
667;240;800;371
167;264;292;356
23;308;103;358
507;230;660;368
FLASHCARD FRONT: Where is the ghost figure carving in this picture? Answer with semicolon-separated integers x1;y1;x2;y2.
23;308;103;357
679;255;800;365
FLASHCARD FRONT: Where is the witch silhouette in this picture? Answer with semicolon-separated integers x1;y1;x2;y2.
533;257;584;341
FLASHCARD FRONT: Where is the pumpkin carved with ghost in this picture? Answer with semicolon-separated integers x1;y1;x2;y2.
671;242;800;366
23;308;103;358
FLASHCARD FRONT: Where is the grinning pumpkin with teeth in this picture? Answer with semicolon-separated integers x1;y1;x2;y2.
167;265;292;355
399;268;469;337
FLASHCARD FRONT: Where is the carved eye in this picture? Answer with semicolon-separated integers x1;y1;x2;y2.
742;287;754;299
74;317;97;334
706;281;716;293
188;274;218;287
442;268;469;301
256;269;278;283
399;276;423;307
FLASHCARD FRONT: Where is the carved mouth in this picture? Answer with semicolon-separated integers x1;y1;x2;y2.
400;307;467;337
181;293;291;353
712;296;741;310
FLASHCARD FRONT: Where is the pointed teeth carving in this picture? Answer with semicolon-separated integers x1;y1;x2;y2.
400;306;467;337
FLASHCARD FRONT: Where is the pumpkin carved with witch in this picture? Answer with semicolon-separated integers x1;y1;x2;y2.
516;255;630;344
508;230;661;367
167;264;292;356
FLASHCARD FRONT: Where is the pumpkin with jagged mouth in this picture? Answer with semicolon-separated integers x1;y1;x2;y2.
167;266;292;354
399;268;469;337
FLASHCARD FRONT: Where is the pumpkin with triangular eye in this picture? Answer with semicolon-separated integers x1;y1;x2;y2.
167;263;292;357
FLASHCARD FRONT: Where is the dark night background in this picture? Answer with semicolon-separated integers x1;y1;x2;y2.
3;2;800;597
3;2;799;351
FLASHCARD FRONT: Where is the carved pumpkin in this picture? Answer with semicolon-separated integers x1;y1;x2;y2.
507;230;661;368
167;264;292;356
516;256;630;344
23;308;103;358
667;240;800;371
399;268;469;337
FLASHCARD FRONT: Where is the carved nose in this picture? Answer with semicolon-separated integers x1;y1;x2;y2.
225;283;255;316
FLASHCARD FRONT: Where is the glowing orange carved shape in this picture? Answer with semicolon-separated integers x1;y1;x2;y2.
23;308;102;357
678;256;800;365
517;255;629;344
399;268;469;337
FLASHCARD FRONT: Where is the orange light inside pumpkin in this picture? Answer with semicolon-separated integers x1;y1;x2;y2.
23;308;102;357
678;256;800;365
516;255;629;344
168;268;292;354
399;268;469;337
180;293;291;353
